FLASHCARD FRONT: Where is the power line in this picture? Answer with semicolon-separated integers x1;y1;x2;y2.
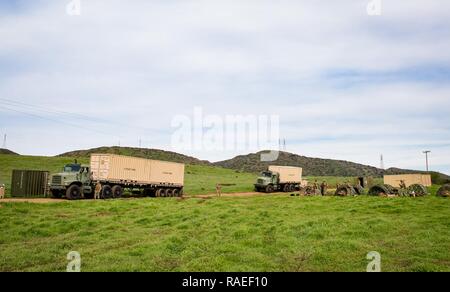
0;98;164;135
0;104;118;137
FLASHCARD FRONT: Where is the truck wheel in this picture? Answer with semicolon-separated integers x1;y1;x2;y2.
265;185;274;193
172;189;179;197
289;184;296;192
437;184;450;197
51;190;62;198
101;185;113;199
283;184;290;192
112;185;123;198
66;185;82;200
166;189;173;197
179;188;184;197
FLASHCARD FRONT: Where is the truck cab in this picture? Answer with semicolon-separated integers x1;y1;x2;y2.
255;171;280;193
49;162;93;199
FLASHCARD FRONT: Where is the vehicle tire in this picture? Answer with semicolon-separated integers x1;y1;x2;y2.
66;185;82;200
437;184;450;197
289;184;296;192
159;189;168;197
112;185;123;198
368;184;390;196
353;185;364;195
283;184;290;192
265;185;274;193
101;185;113;199
172;189;179;197
166;189;173;197
407;184;428;197
51;190;62;198
179;188;184;197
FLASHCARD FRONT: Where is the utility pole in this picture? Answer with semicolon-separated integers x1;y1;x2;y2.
380;154;384;170
1;134;6;149
423;150;431;172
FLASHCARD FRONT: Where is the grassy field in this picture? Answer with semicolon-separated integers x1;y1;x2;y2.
0;194;449;272
0;154;378;196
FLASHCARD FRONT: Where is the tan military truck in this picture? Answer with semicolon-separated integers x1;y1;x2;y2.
254;165;302;193
49;154;185;200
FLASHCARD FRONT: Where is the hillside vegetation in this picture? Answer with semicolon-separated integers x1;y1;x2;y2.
214;151;450;183
0;149;18;155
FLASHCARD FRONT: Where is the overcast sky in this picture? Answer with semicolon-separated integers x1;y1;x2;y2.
0;0;449;174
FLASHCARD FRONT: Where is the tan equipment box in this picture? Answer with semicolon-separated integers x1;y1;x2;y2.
268;166;302;183
90;154;185;187
384;174;432;188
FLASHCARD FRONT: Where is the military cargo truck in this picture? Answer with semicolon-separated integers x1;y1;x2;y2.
254;166;302;193
49;154;185;200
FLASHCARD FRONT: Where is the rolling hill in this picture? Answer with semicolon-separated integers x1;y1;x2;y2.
213;150;450;183
0;149;18;155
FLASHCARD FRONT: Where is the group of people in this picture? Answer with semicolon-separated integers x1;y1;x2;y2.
311;180;328;196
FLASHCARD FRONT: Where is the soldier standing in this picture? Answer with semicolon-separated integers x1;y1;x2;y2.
320;181;328;196
312;180;319;195
94;182;102;200
399;180;407;189
216;184;222;197
0;184;5;199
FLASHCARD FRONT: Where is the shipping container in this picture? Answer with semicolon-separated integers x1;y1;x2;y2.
268;166;302;183
90;154;184;187
11;170;49;197
384;174;432;188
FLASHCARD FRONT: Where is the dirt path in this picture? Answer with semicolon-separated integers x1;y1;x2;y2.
0;191;289;204
0;198;67;204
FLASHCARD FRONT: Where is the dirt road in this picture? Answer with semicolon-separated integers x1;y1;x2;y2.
0;191;290;204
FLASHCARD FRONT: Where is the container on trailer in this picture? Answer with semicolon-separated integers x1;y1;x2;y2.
90;154;184;186
384;174;432;188
11;170;49;197
268;166;302;183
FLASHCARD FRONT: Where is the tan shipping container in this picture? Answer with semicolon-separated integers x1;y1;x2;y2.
90;154;184;186
268;166;302;183
384;174;432;188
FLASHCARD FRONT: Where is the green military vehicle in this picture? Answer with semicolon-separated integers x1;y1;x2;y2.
254;165;302;193
49;154;185;200
49;161;94;200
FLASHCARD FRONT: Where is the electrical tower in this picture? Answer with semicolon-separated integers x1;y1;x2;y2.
380;154;385;170
1;134;6;149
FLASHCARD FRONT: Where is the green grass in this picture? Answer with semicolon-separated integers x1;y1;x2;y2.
0;195;449;271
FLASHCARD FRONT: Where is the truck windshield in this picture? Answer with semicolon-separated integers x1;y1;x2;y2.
261;172;272;178
64;164;81;172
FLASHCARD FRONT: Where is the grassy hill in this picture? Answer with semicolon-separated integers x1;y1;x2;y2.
213;150;450;183
0;149;18;155
58;146;210;165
